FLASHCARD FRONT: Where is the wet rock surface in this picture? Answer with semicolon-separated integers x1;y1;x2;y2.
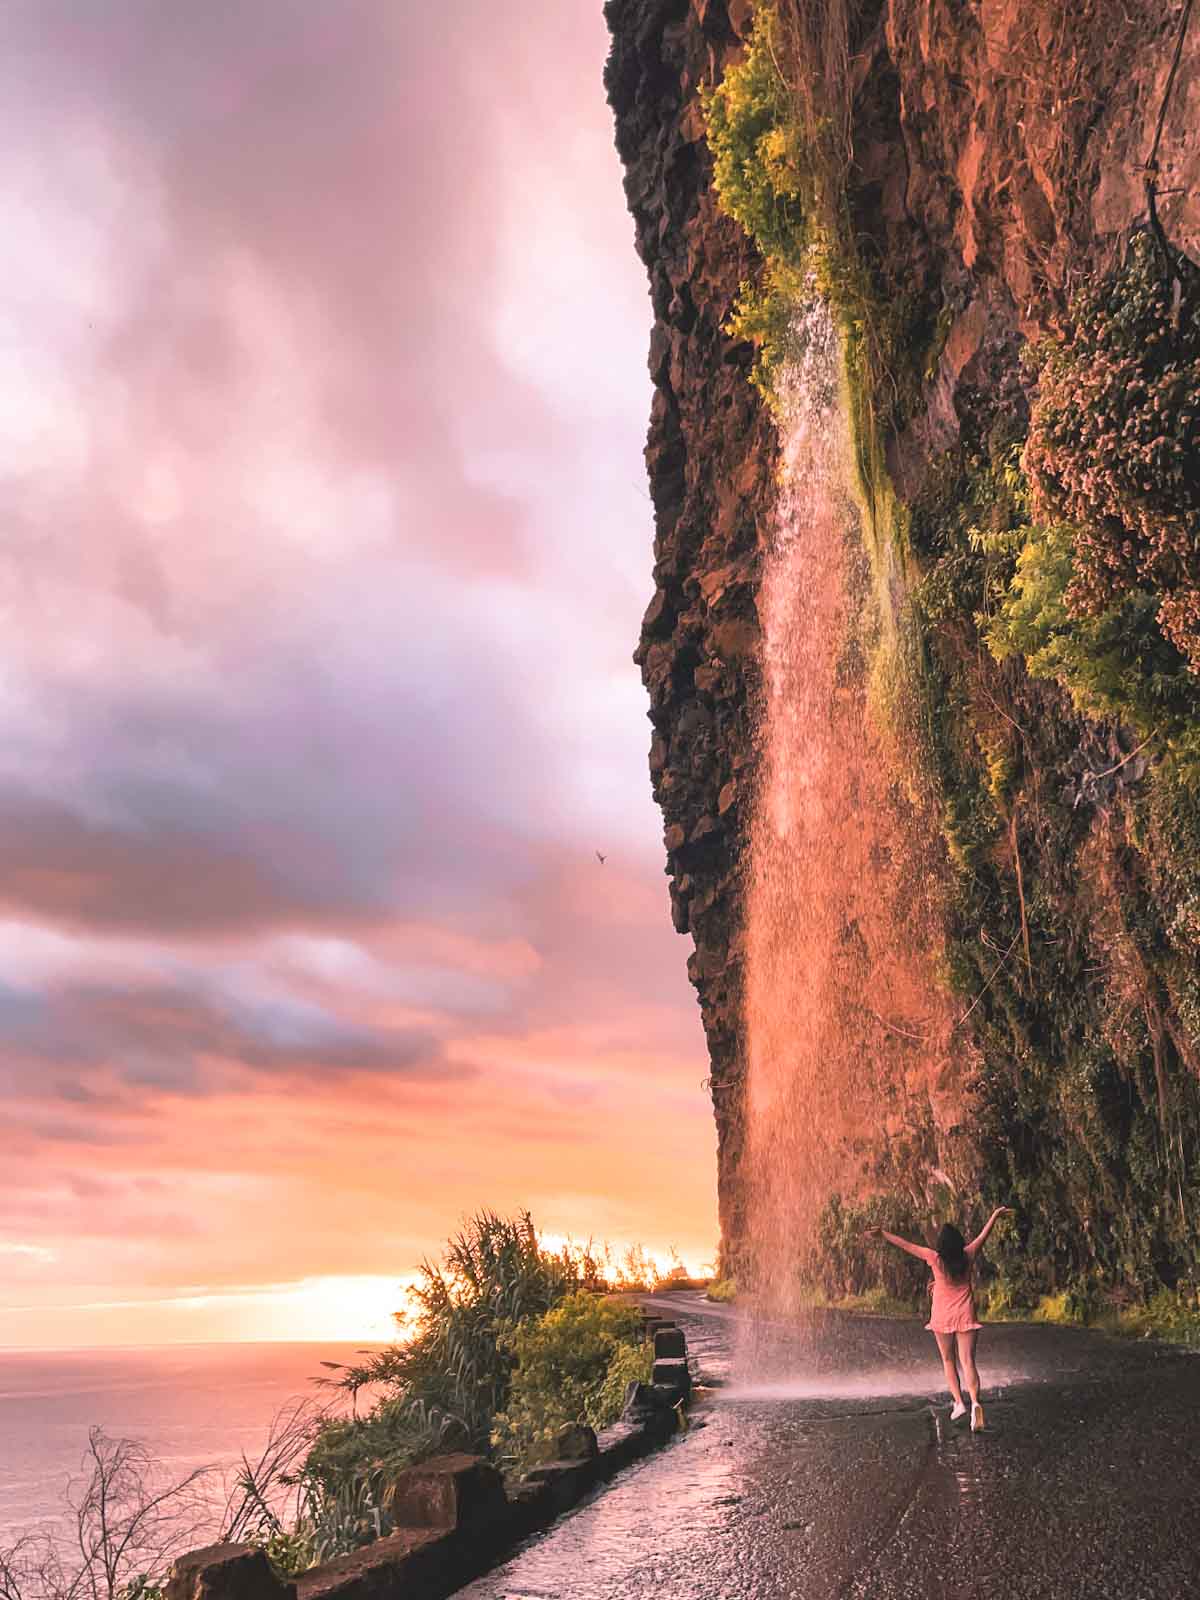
456;1293;1200;1599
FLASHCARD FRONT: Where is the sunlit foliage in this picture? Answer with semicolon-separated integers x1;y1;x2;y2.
490;1292;649;1476
1026;231;1200;669
701;8;811;267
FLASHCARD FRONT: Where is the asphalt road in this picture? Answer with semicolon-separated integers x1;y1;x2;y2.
456;1291;1200;1600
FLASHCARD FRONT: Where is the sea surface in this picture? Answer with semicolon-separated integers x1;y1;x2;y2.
0;1342;382;1540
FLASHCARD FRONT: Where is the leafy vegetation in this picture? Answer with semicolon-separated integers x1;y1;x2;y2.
490;1293;650;1477
700;8;813;406
979;234;1200;772
223;1212;664;1570
816;1195;929;1306
701;1;929;431
703;2;1200;1321
1025;232;1200;671
702;7;811;270
903;275;1200;1312
308;1212;578;1492
705;1276;738;1303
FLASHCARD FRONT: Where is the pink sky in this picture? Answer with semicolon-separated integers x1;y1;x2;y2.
0;0;717;1348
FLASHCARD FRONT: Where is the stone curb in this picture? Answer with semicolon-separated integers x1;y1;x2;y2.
166;1308;693;1600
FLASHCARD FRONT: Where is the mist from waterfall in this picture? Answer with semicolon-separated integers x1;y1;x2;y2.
739;300;961;1340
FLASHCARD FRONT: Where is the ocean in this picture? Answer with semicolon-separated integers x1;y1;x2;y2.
0;1342;382;1542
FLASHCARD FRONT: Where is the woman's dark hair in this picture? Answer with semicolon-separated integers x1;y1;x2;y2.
936;1223;970;1283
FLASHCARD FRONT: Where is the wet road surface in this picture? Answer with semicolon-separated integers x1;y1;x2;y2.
458;1292;1200;1599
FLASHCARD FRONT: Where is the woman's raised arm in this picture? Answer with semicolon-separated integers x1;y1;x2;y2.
966;1206;1013;1256
877;1229;933;1261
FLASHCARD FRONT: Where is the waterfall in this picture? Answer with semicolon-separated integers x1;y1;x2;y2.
739;300;960;1330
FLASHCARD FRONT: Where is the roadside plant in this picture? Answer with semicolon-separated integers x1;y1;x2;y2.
280;1211;586;1540
489;1293;649;1478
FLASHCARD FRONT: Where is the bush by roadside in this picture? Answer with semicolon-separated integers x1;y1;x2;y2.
490;1292;652;1477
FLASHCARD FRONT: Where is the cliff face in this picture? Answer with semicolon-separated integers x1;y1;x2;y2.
607;0;1200;1295
863;2;1200;494
605;0;771;1254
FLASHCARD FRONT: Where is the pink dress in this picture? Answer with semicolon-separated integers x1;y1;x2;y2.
916;1241;983;1333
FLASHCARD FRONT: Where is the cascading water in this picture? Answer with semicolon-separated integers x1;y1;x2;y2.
739;300;964;1341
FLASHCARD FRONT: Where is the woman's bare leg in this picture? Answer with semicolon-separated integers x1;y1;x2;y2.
933;1330;964;1406
956;1329;980;1405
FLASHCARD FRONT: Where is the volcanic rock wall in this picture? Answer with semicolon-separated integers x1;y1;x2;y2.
605;0;772;1255
606;0;1200;1283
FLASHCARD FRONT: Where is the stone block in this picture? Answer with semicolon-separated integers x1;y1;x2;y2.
651;1357;691;1395
525;1457;599;1513
555;1422;599;1461
507;1476;555;1538
653;1326;687;1359
595;1420;644;1475
297;1529;451;1600
167;1545;295;1600
386;1453;507;1533
621;1378;676;1422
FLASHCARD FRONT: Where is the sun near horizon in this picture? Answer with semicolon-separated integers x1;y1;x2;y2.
1;1238;716;1351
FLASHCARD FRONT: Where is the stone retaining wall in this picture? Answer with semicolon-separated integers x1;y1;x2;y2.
166;1311;693;1600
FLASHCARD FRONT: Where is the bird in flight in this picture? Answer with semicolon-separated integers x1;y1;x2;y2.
595;851;607;865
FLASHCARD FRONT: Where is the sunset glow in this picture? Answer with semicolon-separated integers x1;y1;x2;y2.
0;0;717;1351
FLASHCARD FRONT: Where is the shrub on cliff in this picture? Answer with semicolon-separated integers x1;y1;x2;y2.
700;7;814;406
1024;231;1200;670
489;1293;651;1477
986;517;1200;749
702;6;810;267
702;2;925;424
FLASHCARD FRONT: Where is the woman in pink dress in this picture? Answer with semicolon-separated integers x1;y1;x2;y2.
877;1206;1013;1431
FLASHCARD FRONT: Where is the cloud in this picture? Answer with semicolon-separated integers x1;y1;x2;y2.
0;937;473;1097
0;1242;56;1264
0;0;717;1344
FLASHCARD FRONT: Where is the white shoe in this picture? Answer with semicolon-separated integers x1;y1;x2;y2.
950;1401;967;1421
970;1401;985;1432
